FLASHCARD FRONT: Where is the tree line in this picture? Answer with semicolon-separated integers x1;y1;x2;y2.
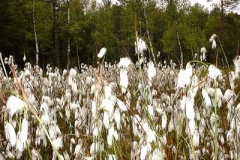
0;0;239;69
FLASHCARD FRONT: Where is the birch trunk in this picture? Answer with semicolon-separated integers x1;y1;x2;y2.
33;0;39;65
143;6;157;65
53;0;59;67
175;17;183;68
67;0;71;70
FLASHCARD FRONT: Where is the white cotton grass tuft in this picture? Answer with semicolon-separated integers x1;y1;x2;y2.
193;129;199;147
114;108;121;130
161;112;167;129
211;39;217;49
118;57;132;68
200;47;207;61
103;112;110;129
209;34;217;42
119;69;128;93
107;154;117;160
147;129;156;143
209;34;217;49
4;122;17;147
202;88;212;107
104;85;112;99
6;96;26;117
91;100;97;119
97;47;107;59
52;136;63;149
41;113;50;126
147;105;154;119
200;47;206;54
69;68;77;78
188;119;195;135
185;97;195;120
100;98;114;115
233;56;240;74
176;62;192;88
140;145;148;160
23;53;26;61
135;37;147;54
20;118;28;144
208;64;222;80
16;132;24;152
107;125;118;147
147;61;156;83
116;98;127;111
90;142;104;155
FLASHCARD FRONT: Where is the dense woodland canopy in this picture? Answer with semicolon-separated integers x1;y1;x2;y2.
0;0;240;69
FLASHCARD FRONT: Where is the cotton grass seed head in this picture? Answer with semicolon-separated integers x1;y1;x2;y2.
200;47;206;54
118;57;132;69
120;69;128;93
135;37;147;54
97;47;107;59
6;96;26;117
208;65;222;81
4;122;17;147
211;39;217;49
233;56;240;74
209;34;217;42
177;62;193;88
147;61;156;82
20;118;28;143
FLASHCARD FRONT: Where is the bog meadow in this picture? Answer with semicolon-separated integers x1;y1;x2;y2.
0;0;240;160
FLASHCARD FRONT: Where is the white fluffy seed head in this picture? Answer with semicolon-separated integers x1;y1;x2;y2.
176;63;192;88
120;69;128;93
208;65;222;80
135;37;147;54
20;118;28;143
4;122;17;147
116;98;127;111
69;68;77;78
97;47;107;59
209;34;217;42
186;97;195;120
147;61;156;82
7;96;26;117
118;57;132;69
200;47;206;54
202;89;212;107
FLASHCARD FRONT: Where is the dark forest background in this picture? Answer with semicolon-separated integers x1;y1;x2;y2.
0;0;239;69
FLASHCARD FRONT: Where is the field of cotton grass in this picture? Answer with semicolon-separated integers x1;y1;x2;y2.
0;51;240;160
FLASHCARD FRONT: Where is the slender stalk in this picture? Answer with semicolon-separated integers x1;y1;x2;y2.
0;52;8;79
213;84;218;159
217;37;229;68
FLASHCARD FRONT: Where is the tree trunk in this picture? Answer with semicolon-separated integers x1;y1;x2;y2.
76;42;80;70
33;0;39;65
53;0;59;67
221;0;224;43
237;40;239;56
67;0;71;70
175;16;183;68
143;5;157;65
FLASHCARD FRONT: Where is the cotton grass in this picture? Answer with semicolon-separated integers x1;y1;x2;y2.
0;54;240;159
